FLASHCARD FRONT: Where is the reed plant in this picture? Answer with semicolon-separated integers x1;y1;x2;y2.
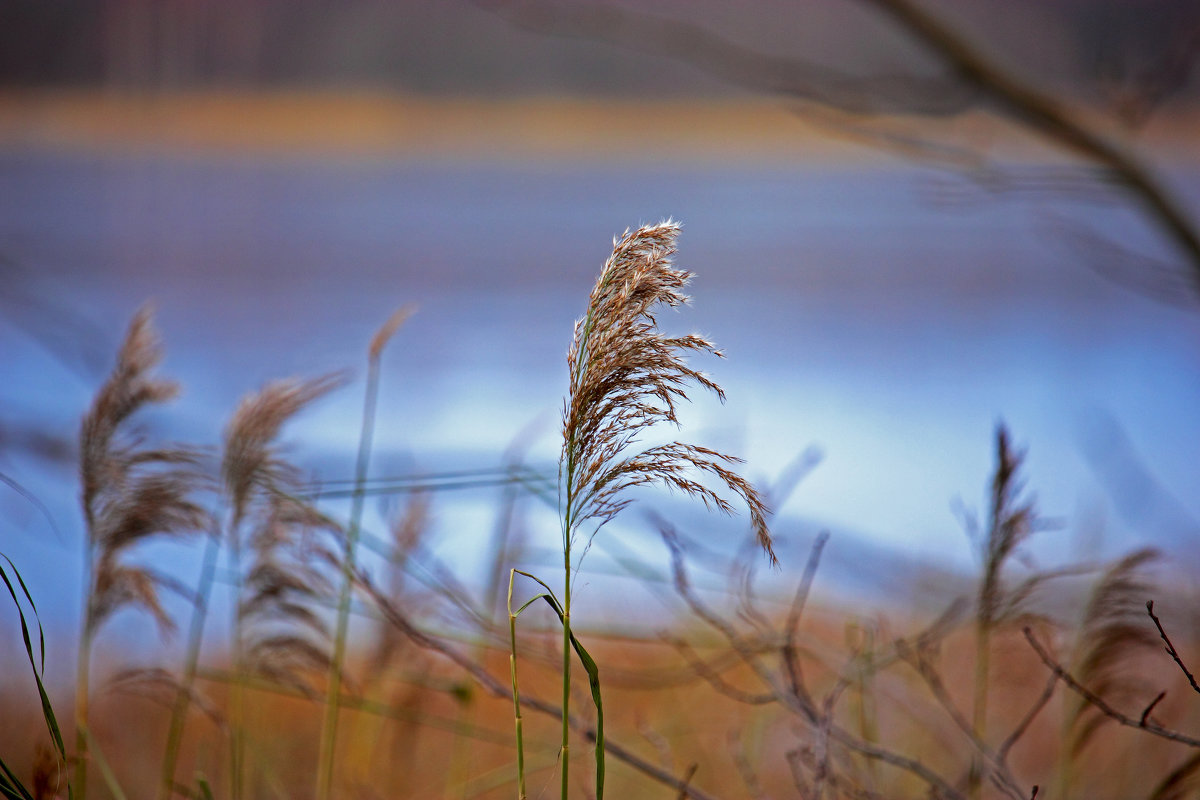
317;305;414;800
510;220;774;799
76;307;209;800
220;374;343;799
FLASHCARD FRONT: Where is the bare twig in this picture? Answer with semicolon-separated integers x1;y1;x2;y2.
783;531;830;713
857;0;1200;294
665;636;776;706
1024;627;1200;749
1148;601;1200;697
1141;691;1168;727
482;0;1200;299
996;671;1057;767
660;520;970;800
894;641;1028;800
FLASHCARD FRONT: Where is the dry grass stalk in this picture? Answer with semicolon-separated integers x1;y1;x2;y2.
76;306;208;800
561;219;772;560
1067;547;1162;758
969;424;1038;797
220;374;343;798
222;374;344;532
548;219;773;799
319;306;413;800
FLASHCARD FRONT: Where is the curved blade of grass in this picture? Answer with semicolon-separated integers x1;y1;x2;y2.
511;570;605;799
86;731;129;800
195;775;215;800
1;553;66;759
0;757;36;800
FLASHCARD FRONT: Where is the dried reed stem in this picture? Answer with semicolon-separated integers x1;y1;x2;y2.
221;374;343;800
317;305;413;800
76;307;207;800
971;425;1036;799
550;220;773;798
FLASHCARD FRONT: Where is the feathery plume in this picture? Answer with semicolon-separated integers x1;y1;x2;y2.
561;220;773;562
221;375;344;691
1068;547;1162;757
80;306;209;636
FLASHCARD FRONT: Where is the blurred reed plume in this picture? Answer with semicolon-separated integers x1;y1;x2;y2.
222;375;344;534
79;306;209;638
967;423;1040;796
1068;547;1162;759
220;374;344;799
76;305;209;800
237;491;341;693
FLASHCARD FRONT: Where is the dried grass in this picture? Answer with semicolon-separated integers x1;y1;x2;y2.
79;306;210;636
1068;547;1162;757
561;220;772;562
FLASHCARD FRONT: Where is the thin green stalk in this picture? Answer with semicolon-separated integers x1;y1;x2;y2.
228;527;245;800
508;571;527;800
561;539;572;800
968;615;993;800
74;537;94;800
86;729;130;800
158;527;222;800
317;308;409;800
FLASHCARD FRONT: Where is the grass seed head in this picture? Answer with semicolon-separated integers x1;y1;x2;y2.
562;221;774;563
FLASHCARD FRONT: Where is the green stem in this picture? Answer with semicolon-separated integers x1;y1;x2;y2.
317;350;383;800
970;610;991;800
228;523;245;800
508;571;527;800
561;517;572;800
158;528;221;800
74;564;92;800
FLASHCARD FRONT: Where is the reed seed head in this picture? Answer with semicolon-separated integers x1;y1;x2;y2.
562;221;774;563
80;306;209;637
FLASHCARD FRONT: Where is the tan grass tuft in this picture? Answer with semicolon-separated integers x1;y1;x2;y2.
80;305;209;636
561;220;773;562
222;376;345;694
1068;547;1162;757
222;374;345;531
369;304;417;362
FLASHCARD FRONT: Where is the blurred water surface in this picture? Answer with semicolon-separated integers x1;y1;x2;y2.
3;146;1200;635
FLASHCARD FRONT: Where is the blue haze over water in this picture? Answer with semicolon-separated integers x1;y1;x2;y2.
2;147;1200;662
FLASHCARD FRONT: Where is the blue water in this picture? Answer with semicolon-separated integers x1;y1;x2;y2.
2;147;1199;651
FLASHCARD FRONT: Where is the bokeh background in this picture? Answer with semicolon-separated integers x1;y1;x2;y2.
1;2;1200;796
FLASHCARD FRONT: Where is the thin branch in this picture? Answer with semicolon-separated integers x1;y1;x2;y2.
1024;627;1200;750
482;0;1200;299
783;531;830;713
996;671;1057;767
857;0;1200;294
1147;601;1200;697
665;636;777;706
894;641;1028;800
660;520;971;799
1141;692;1168;727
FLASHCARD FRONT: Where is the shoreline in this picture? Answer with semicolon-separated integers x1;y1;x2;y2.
1;89;1196;165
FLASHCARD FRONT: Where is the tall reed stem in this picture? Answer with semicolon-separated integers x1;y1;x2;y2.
157;526;221;800
74;535;94;800
508;570;528;800
317;307;410;800
228;527;245;800
560;528;572;800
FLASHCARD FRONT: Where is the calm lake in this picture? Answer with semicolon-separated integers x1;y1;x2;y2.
3;145;1199;638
